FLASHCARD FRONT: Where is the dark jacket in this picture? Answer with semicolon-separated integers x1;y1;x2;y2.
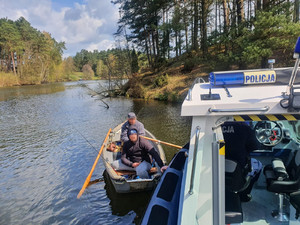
121;120;145;142
121;137;164;168
221;122;258;167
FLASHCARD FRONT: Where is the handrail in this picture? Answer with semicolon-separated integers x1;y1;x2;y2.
189;126;201;195
208;106;269;113
186;77;206;101
186;89;192;101
286;57;300;95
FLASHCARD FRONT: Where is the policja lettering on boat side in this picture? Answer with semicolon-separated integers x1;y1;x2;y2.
244;71;276;84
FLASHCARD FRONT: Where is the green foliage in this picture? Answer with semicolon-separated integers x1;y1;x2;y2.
126;79;145;98
96;59;109;78
73;48;136;77
131;49;139;73
156;91;179;102
154;73;169;87
138;53;149;71
214;6;300;69
182;57;199;73
0;17;66;85
62;57;76;80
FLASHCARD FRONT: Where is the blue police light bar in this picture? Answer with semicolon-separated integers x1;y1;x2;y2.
295;37;300;54
210;70;276;86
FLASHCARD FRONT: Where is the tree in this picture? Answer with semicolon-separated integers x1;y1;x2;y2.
63;56;76;79
82;64;94;80
131;49;139;73
0;17;65;84
96;59;109;78
0;18;22;76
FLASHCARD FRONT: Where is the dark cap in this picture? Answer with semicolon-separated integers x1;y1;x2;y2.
128;129;138;136
128;112;136;119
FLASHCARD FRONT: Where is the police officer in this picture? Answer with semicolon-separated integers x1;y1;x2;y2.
222;121;262;202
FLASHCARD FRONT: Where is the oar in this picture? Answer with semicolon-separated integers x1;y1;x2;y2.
77;128;112;199
140;136;182;149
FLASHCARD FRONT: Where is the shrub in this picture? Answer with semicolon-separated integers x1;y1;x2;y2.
0;72;19;87
126;79;145;98
182;58;198;73
82;64;94;80
156;91;180;102
154;73;169;87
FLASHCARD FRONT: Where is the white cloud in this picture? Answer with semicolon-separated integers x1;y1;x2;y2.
86;39;115;52
0;0;119;57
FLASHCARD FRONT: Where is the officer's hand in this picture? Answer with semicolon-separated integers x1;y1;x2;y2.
161;166;168;173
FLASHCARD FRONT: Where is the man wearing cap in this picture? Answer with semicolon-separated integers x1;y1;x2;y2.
112;128;167;178
121;112;145;142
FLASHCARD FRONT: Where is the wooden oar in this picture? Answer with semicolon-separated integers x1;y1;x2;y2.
77;128;111;199
140;135;182;149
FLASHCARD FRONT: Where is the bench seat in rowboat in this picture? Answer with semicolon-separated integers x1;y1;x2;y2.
114;167;158;176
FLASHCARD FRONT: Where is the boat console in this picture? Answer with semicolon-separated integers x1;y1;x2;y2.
179;37;300;225
142;37;300;225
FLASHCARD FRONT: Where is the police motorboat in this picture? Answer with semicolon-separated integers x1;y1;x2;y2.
101;122;166;193
141;37;300;225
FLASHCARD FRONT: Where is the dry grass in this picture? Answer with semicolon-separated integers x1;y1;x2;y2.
138;62;210;101
0;72;20;87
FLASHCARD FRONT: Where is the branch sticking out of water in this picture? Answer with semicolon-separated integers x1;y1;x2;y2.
79;83;110;109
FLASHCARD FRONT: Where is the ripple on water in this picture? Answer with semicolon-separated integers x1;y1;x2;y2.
0;81;191;225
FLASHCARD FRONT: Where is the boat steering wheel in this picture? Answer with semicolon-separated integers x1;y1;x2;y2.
254;121;283;146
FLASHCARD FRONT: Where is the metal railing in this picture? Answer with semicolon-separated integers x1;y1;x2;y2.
189;126;201;195
208;106;269;113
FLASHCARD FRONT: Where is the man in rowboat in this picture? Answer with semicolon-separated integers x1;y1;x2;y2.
112;128;168;179
121;112;145;142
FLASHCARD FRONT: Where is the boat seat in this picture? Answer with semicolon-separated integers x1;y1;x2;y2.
114;167;158;176
264;150;300;193
225;159;251;193
225;190;243;224
112;151;122;160
290;191;300;219
263;150;300;221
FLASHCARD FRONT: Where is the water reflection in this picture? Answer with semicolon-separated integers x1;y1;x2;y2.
103;171;152;224
0;83;65;101
0;81;191;225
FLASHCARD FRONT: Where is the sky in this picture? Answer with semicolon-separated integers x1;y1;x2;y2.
0;0;120;57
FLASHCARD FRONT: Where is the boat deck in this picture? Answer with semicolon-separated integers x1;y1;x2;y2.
242;179;289;225
240;155;299;225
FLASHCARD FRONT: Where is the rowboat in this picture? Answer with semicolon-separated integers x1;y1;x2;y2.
101;122;167;193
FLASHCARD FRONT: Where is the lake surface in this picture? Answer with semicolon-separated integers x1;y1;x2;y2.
0;81;191;225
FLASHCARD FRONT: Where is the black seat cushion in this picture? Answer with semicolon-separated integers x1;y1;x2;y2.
225;190;243;224
290;191;300;212
264;151;300;193
225;159;250;193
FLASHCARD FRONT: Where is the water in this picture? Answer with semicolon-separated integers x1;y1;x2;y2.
0;81;191;225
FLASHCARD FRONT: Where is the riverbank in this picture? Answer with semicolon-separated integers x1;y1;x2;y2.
124;57;214;102
0;71;85;87
123;50;296;102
